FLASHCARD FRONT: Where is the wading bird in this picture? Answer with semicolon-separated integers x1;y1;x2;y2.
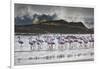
17;36;24;48
29;37;36;51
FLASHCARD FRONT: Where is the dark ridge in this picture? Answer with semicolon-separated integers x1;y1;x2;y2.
69;22;86;28
15;20;93;34
40;20;69;24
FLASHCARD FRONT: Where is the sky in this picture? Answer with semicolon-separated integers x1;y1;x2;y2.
14;3;94;29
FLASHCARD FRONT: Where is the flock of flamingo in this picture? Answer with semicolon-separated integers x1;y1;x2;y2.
16;34;94;51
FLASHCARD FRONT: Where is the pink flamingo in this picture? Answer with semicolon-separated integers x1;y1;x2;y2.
58;38;65;51
45;37;55;51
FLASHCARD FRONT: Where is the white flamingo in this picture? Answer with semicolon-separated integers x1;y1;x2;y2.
17;36;24;48
82;38;88;49
45;37;55;51
36;37;44;51
29;37;36;51
57;37;65;51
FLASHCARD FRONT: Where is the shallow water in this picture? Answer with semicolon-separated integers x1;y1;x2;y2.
14;34;94;65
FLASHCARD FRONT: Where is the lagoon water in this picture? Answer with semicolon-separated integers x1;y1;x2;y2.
14;34;94;65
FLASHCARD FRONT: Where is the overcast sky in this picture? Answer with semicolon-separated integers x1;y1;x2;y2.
15;3;94;28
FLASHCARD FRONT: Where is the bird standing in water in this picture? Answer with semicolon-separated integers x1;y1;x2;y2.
17;36;24;48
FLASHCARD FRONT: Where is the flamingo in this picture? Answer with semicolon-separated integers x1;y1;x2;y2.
48;42;55;51
29;37;36;51
78;40;83;49
67;39;73;50
64;35;77;50
17;36;24;48
90;34;94;48
36;38;44;51
45;37;55;51
83;38;88;49
72;39;79;49
64;39;70;50
76;37;85;49
58;38;65;51
89;39;94;48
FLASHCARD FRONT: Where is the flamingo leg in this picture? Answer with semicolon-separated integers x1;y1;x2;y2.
32;45;34;51
30;45;32;51
20;44;22;48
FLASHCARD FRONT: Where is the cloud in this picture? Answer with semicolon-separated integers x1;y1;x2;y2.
15;4;94;29
15;13;58;25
